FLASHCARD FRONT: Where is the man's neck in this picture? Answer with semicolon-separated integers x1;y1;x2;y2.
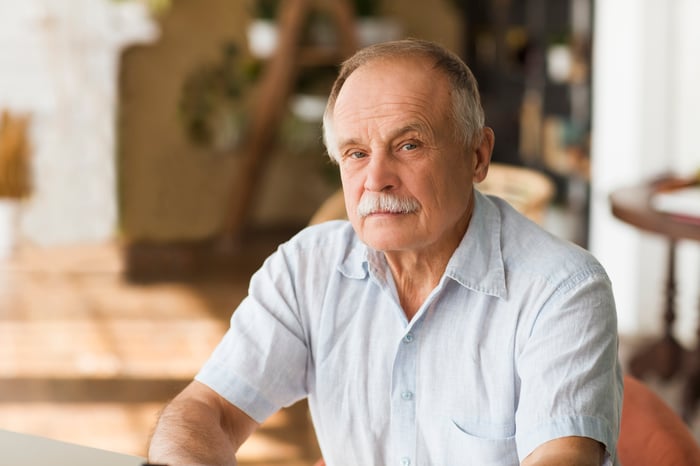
383;215;469;319
385;250;451;320
382;194;475;320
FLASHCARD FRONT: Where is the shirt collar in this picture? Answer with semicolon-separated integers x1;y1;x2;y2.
337;238;370;280
337;190;507;300
445;190;507;299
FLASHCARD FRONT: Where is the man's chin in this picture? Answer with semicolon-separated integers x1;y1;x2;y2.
350;216;417;248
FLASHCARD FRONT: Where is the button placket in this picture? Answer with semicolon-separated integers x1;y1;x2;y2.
391;324;419;466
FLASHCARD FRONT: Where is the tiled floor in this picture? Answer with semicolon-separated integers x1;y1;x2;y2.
1;233;698;464
0;234;321;464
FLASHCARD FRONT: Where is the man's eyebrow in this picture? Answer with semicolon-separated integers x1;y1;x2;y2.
337;137;362;150
337;123;430;149
390;123;431;140
395;121;430;135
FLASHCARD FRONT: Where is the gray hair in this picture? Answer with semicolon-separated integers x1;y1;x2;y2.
322;38;485;162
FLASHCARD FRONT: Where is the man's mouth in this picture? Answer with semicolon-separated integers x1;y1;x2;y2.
357;193;419;218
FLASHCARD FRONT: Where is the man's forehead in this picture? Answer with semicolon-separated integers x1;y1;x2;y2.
335;56;444;109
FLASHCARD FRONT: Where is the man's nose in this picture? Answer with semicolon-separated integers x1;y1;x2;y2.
363;152;399;192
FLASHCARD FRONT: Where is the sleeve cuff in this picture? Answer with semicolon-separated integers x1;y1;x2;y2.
516;415;618;464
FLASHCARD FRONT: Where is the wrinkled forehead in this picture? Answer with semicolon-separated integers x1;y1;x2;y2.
333;56;450;117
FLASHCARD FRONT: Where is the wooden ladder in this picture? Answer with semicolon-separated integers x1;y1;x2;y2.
220;0;357;245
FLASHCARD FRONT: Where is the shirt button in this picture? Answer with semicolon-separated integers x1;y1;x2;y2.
403;333;414;343
401;457;411;466
401;390;414;401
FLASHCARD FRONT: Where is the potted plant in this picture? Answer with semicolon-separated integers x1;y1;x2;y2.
179;43;258;151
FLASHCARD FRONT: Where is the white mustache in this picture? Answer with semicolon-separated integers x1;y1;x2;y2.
357;193;420;218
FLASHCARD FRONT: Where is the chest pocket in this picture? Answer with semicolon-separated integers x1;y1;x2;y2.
444;419;519;465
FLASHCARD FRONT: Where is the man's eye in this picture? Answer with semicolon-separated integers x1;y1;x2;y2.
401;143;418;151
349;151;367;159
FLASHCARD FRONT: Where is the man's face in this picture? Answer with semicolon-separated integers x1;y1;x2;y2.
331;56;488;254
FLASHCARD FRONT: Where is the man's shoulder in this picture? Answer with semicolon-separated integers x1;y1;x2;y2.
490;197;608;282
282;220;361;261
271;220;368;284
289;219;357;245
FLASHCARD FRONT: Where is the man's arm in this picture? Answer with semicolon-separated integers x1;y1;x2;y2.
522;436;606;466
148;380;259;466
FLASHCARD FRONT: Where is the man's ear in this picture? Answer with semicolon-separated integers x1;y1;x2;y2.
473;127;495;183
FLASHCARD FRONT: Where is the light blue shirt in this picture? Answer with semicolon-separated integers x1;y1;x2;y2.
196;190;622;466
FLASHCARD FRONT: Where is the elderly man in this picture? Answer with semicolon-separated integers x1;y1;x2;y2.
148;39;622;465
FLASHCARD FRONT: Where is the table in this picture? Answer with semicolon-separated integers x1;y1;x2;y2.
610;179;700;421
0;429;145;466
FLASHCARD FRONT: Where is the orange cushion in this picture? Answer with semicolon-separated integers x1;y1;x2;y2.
618;375;700;465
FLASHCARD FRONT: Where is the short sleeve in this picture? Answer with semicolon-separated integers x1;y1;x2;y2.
195;246;310;423
514;269;623;463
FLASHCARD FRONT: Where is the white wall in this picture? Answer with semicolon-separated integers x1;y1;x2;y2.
0;1;157;247
590;0;700;345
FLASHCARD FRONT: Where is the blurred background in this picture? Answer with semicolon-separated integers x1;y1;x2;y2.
0;0;698;463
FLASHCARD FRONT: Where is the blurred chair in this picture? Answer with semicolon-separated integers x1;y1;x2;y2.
475;163;554;225
309;163;555;226
618;374;700;466
308;187;346;226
